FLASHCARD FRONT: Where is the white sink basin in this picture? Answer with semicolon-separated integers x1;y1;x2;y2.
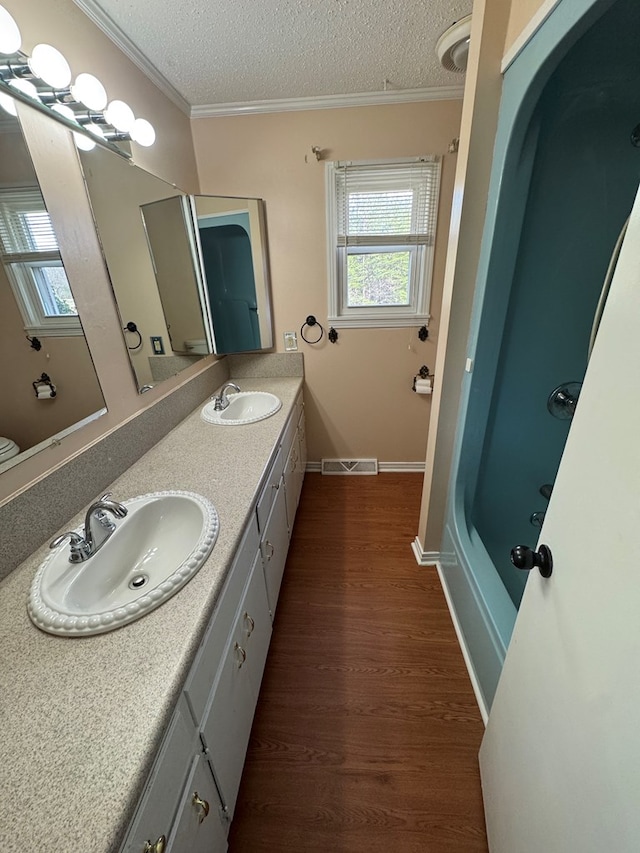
201;391;282;425
28;490;219;636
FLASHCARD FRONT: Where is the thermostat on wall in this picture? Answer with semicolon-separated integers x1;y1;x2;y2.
284;331;298;351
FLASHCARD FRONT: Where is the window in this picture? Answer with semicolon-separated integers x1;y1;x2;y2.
0;188;81;336
326;157;441;328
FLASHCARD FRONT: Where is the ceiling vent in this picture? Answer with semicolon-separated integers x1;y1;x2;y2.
436;14;472;73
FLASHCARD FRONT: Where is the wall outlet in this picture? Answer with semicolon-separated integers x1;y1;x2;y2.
284;331;298;351
151;336;165;355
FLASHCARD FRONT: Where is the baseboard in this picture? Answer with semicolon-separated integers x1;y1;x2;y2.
306;461;425;473
379;462;425;472
411;537;441;566
435;563;490;726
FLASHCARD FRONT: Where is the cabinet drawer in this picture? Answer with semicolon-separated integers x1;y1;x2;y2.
167;753;227;853
121;696;197;853
184;515;260;726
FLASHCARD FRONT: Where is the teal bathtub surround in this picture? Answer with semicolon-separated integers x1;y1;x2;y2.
440;0;636;713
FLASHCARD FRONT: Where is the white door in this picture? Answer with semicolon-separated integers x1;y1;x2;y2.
479;183;640;852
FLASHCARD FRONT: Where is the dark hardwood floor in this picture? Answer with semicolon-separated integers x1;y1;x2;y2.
229;473;488;853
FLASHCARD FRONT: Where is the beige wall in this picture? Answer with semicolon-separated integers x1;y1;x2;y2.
192;101;462;462
504;0;560;57
0;0;221;505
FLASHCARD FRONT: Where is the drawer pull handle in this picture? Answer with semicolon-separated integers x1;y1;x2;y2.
235;642;247;667
244;612;255;636
265;541;275;561
144;837;166;853
192;792;210;823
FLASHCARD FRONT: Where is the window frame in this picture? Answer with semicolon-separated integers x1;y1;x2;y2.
0;187;82;337
325;157;441;329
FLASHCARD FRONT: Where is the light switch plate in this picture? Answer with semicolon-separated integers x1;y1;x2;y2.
284;331;298;351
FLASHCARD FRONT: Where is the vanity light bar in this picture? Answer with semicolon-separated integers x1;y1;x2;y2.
0;3;155;147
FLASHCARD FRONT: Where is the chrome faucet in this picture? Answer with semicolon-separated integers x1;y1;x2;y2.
50;492;128;563
211;382;241;411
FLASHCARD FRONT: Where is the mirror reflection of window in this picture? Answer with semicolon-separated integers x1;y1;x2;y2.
0;103;106;472
0;188;82;336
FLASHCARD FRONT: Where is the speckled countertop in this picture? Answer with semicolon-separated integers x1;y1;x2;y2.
0;376;303;853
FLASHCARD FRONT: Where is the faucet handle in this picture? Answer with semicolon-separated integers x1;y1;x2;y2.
49;531;91;563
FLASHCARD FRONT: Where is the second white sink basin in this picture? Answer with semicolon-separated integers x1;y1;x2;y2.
28;490;219;636
201;391;282;425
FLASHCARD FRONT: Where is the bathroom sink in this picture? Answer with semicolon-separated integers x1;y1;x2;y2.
28;490;219;636
201;391;282;425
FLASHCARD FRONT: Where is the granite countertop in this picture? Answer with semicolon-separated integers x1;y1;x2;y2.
0;376;303;853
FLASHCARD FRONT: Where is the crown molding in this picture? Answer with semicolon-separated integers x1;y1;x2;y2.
71;0;191;116
191;86;465;119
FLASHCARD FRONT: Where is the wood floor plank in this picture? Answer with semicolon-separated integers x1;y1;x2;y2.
229;473;488;852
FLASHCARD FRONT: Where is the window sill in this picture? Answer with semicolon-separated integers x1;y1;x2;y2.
327;314;430;330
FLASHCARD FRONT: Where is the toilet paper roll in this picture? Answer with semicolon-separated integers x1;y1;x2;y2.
414;378;432;395
36;385;56;399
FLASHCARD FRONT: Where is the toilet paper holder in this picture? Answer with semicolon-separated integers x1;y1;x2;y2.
33;373;57;399
412;365;434;392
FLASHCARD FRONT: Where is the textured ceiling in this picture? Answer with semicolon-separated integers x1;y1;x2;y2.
73;0;470;109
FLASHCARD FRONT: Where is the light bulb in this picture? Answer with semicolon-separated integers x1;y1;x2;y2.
28;44;71;88
73;131;95;151
0;4;21;55
51;103;76;122
84;122;104;139
71;73;107;110
131;118;155;147
0;91;16;116
9;78;40;100
104;99;135;132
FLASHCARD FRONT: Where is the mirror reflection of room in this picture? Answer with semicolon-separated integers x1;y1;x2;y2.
78;145;211;390
0;111;105;470
192;195;273;354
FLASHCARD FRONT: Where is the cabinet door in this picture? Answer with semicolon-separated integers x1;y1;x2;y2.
121;698;197;853
241;551;272;699
167;753;227;853
201;625;254;821
200;555;271;819
260;479;289;619
294;408;306;510
283;439;298;538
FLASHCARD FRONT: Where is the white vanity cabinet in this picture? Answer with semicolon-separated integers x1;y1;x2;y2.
120;390;306;853
121;697;222;853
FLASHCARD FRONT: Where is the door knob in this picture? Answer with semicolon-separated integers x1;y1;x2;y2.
510;544;553;578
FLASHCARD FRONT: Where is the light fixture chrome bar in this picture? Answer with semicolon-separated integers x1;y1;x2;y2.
0;76;131;159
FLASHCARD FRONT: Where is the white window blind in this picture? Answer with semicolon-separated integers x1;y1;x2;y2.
336;159;440;247
0;187;81;336
0;188;60;259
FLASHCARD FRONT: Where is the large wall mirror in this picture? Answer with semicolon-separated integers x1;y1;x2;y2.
189;196;273;354
78;149;275;391
0;106;106;473
77;146;210;391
